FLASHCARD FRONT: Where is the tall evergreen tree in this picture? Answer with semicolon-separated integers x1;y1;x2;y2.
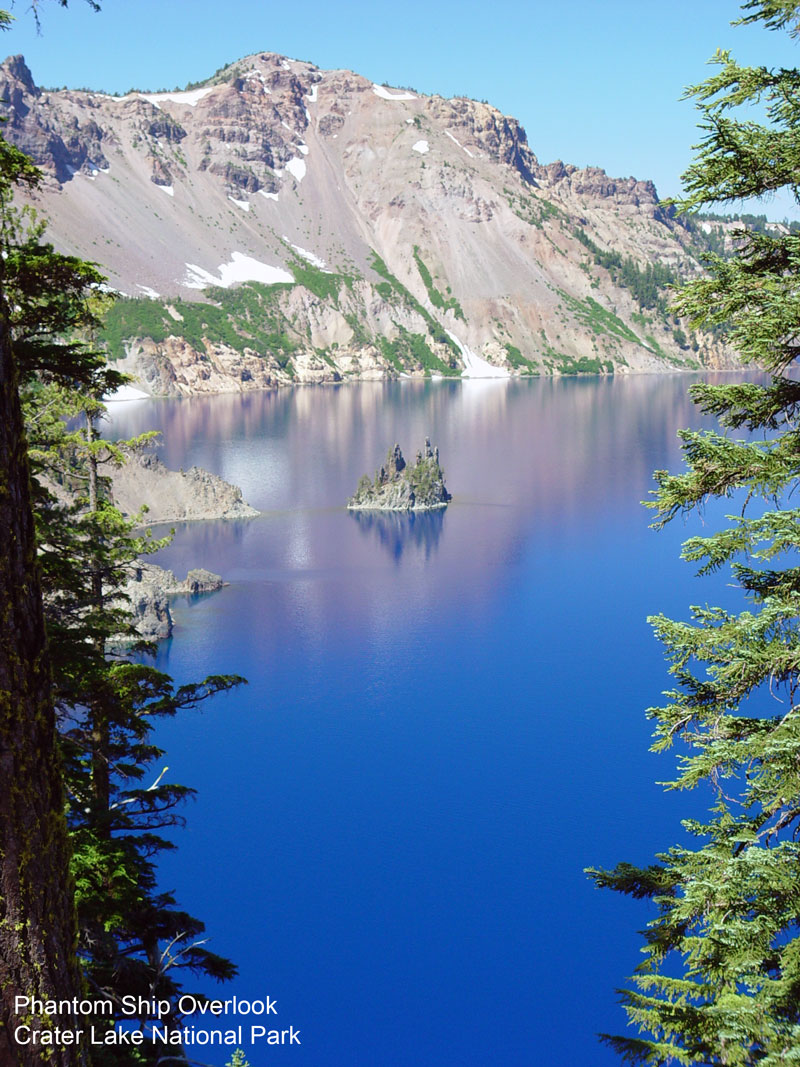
0;133;84;1067
0;7;240;1062
10;204;242;1061
590;3;800;1063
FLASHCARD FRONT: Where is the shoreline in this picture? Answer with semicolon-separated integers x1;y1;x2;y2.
108;363;749;403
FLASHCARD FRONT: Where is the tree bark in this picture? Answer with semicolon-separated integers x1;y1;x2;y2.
0;314;81;1063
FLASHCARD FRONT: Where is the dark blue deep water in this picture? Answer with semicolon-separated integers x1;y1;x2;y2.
105;375;734;1066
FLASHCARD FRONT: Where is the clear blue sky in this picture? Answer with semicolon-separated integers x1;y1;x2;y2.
5;0;800;214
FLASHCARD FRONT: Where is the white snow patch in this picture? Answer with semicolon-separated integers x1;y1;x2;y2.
183;263;220;290
281;120;293;131
157;184;174;197
281;60;291;69
372;84;416;101
285;157;307;182
297;143;309;155
104;384;150;403
138;86;214;107
218;254;294;287
445;129;474;158
183;252;294;291
412;140;429;154
229;196;251;211
259;190;280;201
136;285;161;299
304;107;311;121
307;85;318;102
446;331;509;379
244;69;271;93
406;118;413;124
283;238;329;271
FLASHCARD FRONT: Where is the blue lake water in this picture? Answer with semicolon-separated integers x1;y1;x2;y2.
105;375;735;1065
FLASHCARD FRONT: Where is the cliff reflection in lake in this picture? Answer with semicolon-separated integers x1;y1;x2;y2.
349;507;446;562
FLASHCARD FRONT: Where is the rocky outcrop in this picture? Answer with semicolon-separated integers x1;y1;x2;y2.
348;439;451;510
118;561;225;641
0;56;110;182
110;452;259;524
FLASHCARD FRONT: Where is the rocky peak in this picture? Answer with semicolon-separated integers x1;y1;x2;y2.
0;50;728;380
428;95;539;185
191;59;311;194
0;53;108;182
0;54;38;104
416;437;439;466
384;443;406;479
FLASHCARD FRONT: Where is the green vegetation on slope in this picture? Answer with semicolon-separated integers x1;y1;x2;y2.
503;342;538;373
557;289;646;348
377;326;459;377
102;250;467;378
573;227;678;315
102;282;298;368
412;246;465;320
502;187;564;229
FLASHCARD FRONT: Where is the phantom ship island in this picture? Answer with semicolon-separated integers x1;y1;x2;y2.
348;440;451;511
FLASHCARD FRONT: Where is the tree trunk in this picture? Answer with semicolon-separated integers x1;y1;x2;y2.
0;315;81;1063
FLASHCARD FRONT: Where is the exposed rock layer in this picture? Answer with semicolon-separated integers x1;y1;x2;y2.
0;53;738;390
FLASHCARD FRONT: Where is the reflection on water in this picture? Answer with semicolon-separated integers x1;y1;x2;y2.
101;373;755;1067
104;375;736;524
349;507;446;562
103;374;748;656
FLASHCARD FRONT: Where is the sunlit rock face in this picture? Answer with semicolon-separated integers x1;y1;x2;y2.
0;53;735;392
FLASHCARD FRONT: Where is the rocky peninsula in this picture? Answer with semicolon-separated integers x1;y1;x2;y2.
110;452;259;525
118;562;225;641
348;439;451;510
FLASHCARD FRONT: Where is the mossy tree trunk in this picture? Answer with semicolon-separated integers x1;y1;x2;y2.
0;314;81;1064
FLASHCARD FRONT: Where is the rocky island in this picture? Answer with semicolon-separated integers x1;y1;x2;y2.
348;439;451;511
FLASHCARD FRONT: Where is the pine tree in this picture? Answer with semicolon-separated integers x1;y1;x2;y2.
0;3;107;1055
0;131;90;1067
9;190;243;1062
589;3;800;1063
0;38;240;1062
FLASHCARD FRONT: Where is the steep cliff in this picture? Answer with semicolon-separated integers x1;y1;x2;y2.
0;53;735;391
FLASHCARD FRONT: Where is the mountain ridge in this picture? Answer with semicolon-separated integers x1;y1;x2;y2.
0;51;736;392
